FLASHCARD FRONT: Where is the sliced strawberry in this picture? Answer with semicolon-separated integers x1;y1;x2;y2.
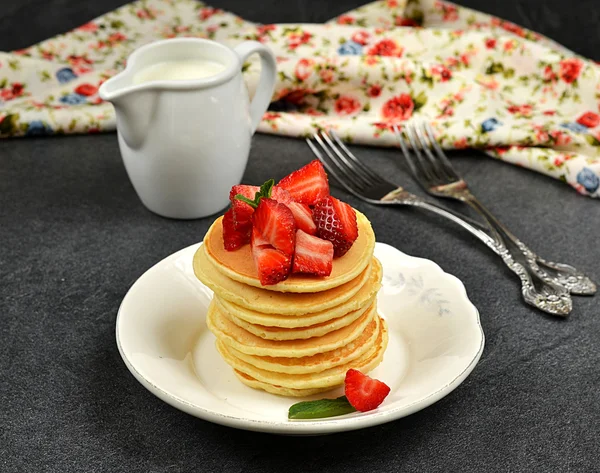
222;209;250;251
252;198;296;256
312;196;358;257
251;227;292;285
344;369;391;412
287;201;317;235
292;230;333;276
229;185;259;231
277;160;330;206
271;186;293;205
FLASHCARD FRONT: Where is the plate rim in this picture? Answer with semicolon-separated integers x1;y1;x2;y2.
116;242;485;435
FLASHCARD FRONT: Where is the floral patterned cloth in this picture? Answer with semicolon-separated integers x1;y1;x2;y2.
2;0;600;197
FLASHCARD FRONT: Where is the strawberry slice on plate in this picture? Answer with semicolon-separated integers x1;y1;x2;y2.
277;160;329;206
312;196;358;257
344;369;391;412
292;229;333;276
222;209;250;251
251;198;296;285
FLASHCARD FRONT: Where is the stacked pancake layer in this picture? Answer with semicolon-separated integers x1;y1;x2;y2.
193;211;388;397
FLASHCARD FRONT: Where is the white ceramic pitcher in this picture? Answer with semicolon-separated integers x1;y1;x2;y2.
99;38;277;219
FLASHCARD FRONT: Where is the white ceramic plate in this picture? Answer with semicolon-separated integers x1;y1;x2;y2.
116;242;484;435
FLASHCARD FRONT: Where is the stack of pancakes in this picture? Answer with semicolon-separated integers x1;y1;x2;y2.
193;210;388;397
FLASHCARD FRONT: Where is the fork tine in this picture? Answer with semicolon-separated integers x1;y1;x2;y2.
404;123;444;186
393;124;429;188
422;122;461;181
328;131;385;186
320;131;376;188
306;137;365;199
413;123;455;183
312;132;367;192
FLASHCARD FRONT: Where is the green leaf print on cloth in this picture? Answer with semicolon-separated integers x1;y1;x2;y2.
1;0;599;198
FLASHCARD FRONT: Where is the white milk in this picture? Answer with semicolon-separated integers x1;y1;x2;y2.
132;59;226;84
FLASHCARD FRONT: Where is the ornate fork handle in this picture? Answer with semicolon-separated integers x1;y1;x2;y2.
461;191;596;296
382;189;572;316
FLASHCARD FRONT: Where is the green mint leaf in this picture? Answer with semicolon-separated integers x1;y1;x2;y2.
257;178;275;200
234;194;259;208
288;396;356;420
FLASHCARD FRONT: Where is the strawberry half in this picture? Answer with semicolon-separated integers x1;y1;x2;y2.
277;160;330;206
344;369;391;412
229;185;259;231
287;201;317;235
251;198;296;285
292;229;333;276
312;196;358;257
222;209;250;251
251;227;292;286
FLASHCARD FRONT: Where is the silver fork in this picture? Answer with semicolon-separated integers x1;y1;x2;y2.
307;129;572;316
394;121;596;297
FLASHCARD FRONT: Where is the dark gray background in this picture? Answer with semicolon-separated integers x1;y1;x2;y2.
2;1;600;472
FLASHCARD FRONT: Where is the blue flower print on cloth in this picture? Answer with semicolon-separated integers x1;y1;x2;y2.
561;122;589;134
25;120;53;136
576;168;600;194
481;118;502;133
337;40;363;55
56;67;78;84
59;93;87;105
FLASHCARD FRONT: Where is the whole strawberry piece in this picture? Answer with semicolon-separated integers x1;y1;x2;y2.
312;196;358;257
277;160;329;206
292;229;333;276
222;209;250;251
344;369;391;412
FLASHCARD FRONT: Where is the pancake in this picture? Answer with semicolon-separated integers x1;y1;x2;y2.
220;317;388;395
207;299;376;358
221;316;380;374
233;371;331;397
216;295;374;340
216;258;383;328
194;246;373;315
201;210;375;293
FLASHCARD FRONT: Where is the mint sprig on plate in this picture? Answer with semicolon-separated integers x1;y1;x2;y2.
234;179;274;209
288;396;357;420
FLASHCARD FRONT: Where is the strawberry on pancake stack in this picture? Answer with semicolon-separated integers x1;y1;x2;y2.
193;161;388;397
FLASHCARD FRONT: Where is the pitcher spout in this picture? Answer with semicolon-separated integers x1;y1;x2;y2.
99;74;158;150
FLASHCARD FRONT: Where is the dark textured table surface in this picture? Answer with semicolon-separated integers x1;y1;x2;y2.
2;1;600;472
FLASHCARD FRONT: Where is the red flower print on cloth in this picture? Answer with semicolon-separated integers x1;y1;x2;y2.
319;69;335;83
288;31;312;50
294;58;314;81
335;96;361;116
368;84;382;97
75;84;98;96
485;38;497;49
198;7;222;21
558;58;583;84
507;104;533;117
431;64;452;82
351;31;371;45
367;39;404;57
435;1;459;22
0;83;25;101
78;22;98;33
381;94;414;121
577;112;600;128
395;17;420;27
337;15;355;25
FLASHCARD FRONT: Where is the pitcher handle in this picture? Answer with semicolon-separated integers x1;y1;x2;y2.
234;41;277;134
